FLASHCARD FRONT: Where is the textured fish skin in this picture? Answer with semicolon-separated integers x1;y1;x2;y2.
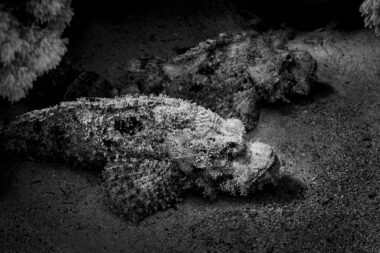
122;32;317;129
2;95;279;221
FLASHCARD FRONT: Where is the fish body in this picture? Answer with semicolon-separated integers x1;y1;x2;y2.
122;32;317;129
3;95;278;221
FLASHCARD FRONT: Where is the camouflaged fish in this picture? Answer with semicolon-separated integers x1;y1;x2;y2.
2;95;279;221
121;32;317;129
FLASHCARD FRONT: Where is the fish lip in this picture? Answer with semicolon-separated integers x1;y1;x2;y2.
232;142;278;186
241;142;276;169
232;142;275;165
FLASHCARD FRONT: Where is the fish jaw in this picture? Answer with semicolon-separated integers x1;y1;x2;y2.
223;142;279;195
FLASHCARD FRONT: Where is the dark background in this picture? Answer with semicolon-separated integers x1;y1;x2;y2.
68;0;364;30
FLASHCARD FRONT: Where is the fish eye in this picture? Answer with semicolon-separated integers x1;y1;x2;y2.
285;54;293;62
227;142;238;148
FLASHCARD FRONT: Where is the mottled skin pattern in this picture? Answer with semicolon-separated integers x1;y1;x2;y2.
122;32;317;129
2;95;278;221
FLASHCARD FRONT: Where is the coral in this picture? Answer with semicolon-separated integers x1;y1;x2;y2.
360;0;380;35
122;32;317;130
0;0;73;102
2;95;279;221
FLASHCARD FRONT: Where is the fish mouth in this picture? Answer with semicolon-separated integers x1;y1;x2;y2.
246;142;280;189
248;142;276;170
231;142;279;194
234;142;275;168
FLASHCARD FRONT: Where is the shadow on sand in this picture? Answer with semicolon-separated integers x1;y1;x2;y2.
201;173;308;207
251;174;307;203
